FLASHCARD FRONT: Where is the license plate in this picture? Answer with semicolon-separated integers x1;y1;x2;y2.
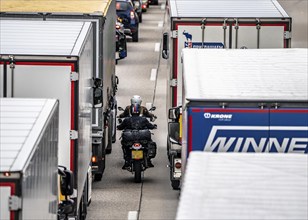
132;150;143;159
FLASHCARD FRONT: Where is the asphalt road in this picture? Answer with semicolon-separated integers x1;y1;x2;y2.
87;1;307;219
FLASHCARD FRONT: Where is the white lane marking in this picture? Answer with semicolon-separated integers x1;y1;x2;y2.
161;4;166;10
158;21;164;27
154;43;160;52
128;211;138;220
150;68;157;81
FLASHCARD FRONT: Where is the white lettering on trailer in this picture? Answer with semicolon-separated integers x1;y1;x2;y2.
204;126;308;153
204;113;232;120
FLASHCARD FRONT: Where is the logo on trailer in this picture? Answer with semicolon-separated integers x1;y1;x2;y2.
204;126;308;153
182;30;224;49
204;113;232;121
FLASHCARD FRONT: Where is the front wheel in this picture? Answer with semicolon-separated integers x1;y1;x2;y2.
133;161;142;183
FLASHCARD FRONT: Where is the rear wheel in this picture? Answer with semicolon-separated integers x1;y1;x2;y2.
132;30;139;42
134;161;142;183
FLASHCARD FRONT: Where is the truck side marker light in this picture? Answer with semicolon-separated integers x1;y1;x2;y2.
175;162;181;169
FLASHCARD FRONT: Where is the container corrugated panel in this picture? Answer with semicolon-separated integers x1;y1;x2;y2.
0;98;58;172
0;0;110;15
182;48;308;102
177;152;308;220
169;0;289;18
0;19;92;56
0;98;59;219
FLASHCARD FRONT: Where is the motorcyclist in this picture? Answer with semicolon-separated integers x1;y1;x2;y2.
118;95;157;121
117;103;157;169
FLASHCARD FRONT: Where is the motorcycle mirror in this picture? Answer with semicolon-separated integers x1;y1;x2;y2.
118;106;124;111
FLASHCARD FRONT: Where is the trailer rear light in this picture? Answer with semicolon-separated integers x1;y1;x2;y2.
175;162;181;169
92;156;97;163
130;11;135;19
3;172;11;177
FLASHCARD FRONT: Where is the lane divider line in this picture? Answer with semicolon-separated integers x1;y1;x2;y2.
155;43;160;52
150;68;157;81
128;211;138;220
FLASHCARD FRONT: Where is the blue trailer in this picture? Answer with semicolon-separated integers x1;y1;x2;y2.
168;48;308;189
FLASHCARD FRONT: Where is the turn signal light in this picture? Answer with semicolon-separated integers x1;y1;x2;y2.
92;156;97;163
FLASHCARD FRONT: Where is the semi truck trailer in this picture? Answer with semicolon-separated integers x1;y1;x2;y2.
0;19;103;219
167;48;308;189
0;0;125;181
161;1;293;189
0;98;59;220
177;152;308;220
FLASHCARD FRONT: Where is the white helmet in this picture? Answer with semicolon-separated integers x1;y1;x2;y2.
131;95;142;105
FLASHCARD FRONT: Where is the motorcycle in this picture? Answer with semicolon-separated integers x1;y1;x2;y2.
117;106;157;183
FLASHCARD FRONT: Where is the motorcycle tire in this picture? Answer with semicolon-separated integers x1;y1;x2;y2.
133;161;142;183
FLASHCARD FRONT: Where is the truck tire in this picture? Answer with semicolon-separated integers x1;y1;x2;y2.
106;120;113;154
171;180;180;190
112;106;117;143
134;161;142;183
132;31;139;42
139;14;142;23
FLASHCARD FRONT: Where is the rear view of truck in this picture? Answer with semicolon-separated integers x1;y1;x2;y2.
167;48;308;189
0;98;59;220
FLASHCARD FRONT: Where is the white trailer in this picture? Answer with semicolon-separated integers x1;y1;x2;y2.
177;152;308;220
0;19;99;219
162;0;292;189
0;98;59;220
0;0;122;181
163;0;292;109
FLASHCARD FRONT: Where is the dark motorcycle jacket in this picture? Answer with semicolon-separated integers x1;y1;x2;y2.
118;105;155;119
117;115;156;130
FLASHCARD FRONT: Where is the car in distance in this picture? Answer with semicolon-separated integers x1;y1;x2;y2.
116;0;139;42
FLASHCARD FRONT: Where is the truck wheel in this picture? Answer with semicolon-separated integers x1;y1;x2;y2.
132;31;139;42
112;106;117;143
171;180;180;190
106;120;113;154
94;173;103;181
134;161;142;183
139;14;142;23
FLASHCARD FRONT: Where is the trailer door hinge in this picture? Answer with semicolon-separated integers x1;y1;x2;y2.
284;31;292;39
169;79;177;87
70;130;78;139
70;72;79;81
9;196;22;211
171;30;178;38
